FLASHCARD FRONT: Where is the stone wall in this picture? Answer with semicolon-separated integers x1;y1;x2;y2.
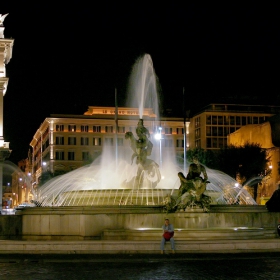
16;206;280;241
0;215;22;240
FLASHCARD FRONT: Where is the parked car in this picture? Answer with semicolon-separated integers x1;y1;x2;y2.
15;202;36;210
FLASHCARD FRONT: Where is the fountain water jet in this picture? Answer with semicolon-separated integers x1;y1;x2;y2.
34;53;257;207
126;54;160;119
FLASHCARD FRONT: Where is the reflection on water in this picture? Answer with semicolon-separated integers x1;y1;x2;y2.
1;254;280;280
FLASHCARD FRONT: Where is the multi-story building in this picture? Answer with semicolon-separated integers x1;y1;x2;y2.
228;115;280;201
189;103;280;150
28;103;280;204
30;106;188;185
11;155;33;207
188;103;280;203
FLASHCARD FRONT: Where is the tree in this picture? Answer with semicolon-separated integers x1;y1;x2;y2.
217;142;270;184
38;171;53;187
187;142;271;185
186;148;219;168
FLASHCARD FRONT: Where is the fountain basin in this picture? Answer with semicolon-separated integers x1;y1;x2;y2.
14;206;280;241
102;227;276;240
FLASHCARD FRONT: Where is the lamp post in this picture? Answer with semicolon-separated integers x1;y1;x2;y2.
25;172;32;202
12;192;17;207
18;177;22;205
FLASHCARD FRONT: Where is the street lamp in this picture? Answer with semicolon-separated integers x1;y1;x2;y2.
25;172;32;202
18;177;22;205
12;192;17;207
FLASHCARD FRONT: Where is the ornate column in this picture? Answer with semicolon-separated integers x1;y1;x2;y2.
0;14;14;210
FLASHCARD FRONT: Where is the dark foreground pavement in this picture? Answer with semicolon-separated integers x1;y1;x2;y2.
1;252;280;280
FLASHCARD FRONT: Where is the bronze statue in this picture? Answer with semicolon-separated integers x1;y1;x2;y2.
125;119;160;188
186;156;208;182
174;156;211;212
125;119;153;165
266;185;280;212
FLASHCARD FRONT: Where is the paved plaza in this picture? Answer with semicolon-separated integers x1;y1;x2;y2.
1;252;280;279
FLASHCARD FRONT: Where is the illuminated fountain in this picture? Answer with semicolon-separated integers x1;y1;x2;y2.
34;54;257;207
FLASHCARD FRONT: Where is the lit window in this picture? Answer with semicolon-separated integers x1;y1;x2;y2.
68;125;76;132
93;137;101;146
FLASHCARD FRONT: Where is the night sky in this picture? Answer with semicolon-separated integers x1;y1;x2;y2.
1;2;279;164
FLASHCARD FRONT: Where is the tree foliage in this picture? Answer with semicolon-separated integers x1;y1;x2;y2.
218;142;270;183
187;142;271;185
186;148;219;168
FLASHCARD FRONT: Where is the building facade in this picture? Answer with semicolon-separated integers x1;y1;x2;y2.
30;106;188;186
189;103;280;151
228;120;280;201
25;103;280;205
0;14;14;209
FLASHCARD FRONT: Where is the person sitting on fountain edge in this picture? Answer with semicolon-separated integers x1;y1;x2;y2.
160;218;175;254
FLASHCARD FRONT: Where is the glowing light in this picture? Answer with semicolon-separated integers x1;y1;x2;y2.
154;133;161;140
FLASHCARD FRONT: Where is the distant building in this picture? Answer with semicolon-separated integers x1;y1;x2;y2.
2;184;12;208
189;103;280;151
28;103;280;203
228;114;280;201
10;155;33;206
29;106;188;185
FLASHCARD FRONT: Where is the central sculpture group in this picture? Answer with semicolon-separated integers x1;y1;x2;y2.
125;119;161;189
125;119;211;212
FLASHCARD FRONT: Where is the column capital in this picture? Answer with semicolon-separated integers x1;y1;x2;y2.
0;39;14;64
0;77;9;96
